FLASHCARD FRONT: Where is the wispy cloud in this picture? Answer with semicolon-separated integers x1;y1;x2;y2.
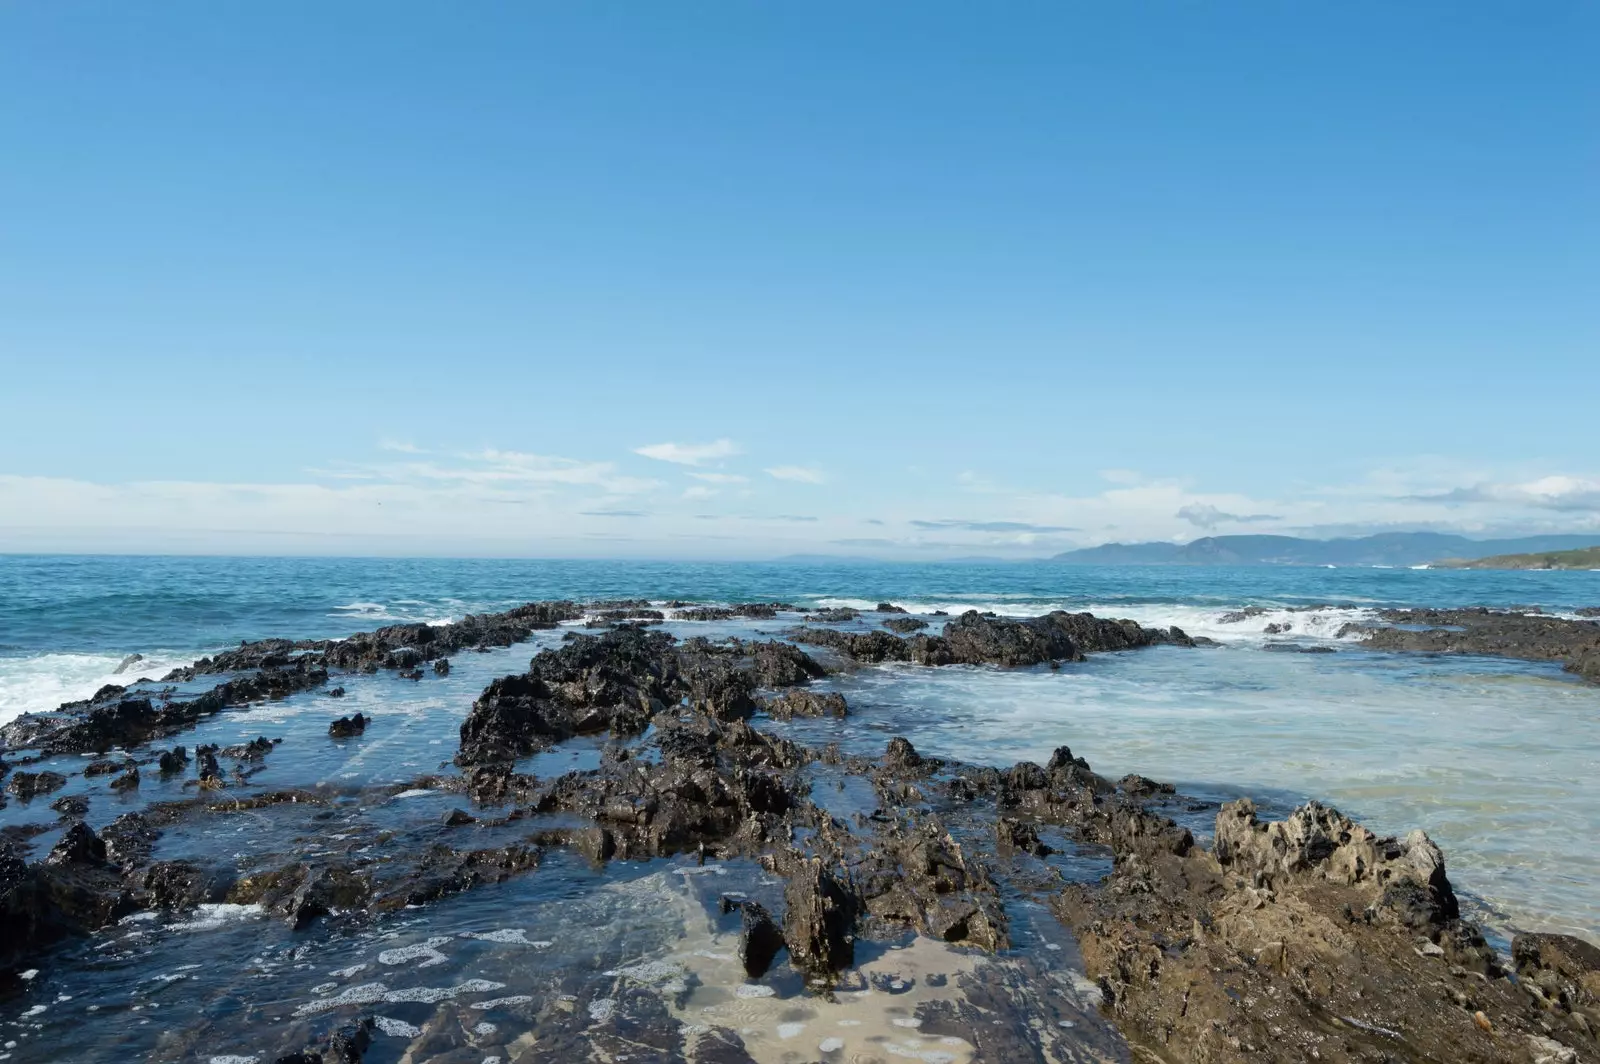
682;485;718;500
634;439;741;466
580;509;650;518
911;519;1077;533
1405;476;1600;513
379;439;426;454
765;466;827;484
1174;504;1282;530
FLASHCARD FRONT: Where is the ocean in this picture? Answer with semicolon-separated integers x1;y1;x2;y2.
1;554;1597;1060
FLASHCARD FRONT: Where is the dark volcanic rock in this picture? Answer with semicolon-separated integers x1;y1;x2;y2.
783;861;855;977
764;690;848;721
1350;607;1600;683
7;771;67;801
326;1014;375;1063
883;616;928;633
158;746;189;773
882;737;925;773
875;602;908;613
50;794;89;818
328;714;368;739
456;629;823;765
803;608;860;624
735;900;786;979
793;609;1190;668
996;816;1052;856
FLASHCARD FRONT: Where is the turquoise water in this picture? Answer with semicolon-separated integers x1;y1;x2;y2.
2;554;1598;944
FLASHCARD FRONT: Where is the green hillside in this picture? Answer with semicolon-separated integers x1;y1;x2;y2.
1435;545;1600;570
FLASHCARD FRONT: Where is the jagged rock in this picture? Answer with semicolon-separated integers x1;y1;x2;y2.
735;900;786;978
220;736;277;759
456;629;822;765
883;737;924;773
50;794;89;818
1214;799;1459;925
158;746;189;773
108;765;140;791
196;745;222;783
783;861;855;976
329;714;368;738
7;771;67;801
326;1014;375;1063
884;616;928;633
433;657;451;676
48;822;108;866
996;817;1052;856
764;690;848;720
804;608;859;624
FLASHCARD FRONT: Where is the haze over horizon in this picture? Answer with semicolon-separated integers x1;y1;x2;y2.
2;2;1596;560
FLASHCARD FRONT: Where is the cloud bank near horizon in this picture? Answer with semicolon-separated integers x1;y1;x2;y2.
2;440;1598;558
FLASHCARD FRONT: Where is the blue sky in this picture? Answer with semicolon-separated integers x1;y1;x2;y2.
1;2;1596;558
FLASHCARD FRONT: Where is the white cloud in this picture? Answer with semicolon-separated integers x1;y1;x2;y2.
379;439;425;454
633;439;741;466
687;472;749;484
682;485;718;500
1407;475;1600;513
765;466;827;484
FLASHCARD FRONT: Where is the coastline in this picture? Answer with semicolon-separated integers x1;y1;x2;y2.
1;598;1597;1063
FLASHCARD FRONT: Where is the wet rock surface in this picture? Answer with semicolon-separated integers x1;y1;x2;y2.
0;599;1593;1063
791;608;1192;669
1346;608;1600;683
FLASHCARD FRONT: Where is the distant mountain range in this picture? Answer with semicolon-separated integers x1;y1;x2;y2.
1048;533;1600;567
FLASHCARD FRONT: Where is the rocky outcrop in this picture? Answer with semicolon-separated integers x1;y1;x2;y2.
731;898;785;979
1055;797;1593;1064
1347;608;1600;684
456;629;824;765
328;714;368;738
783;860;856;977
6;770;67;801
0;601;588;756
792;609;1192;669
764;689;848;720
1514;933;1600;1040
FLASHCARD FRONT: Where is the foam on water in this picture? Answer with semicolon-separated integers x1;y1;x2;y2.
329;601;456;625
0;650;195;726
811;596;1377;646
